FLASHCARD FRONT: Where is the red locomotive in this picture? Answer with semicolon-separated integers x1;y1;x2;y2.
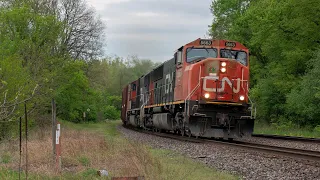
121;38;254;139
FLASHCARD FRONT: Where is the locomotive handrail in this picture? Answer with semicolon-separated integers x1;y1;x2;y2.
184;66;203;117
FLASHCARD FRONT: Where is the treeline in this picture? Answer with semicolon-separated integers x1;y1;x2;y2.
0;0;156;139
210;0;320;129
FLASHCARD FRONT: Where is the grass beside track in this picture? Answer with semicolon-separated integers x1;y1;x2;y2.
0;120;237;180
254;121;320;138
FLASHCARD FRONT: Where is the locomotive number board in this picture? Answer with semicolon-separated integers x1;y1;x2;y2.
225;42;236;47
200;40;212;46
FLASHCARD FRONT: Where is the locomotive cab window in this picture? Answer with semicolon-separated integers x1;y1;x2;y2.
132;84;136;91
220;49;247;66
176;51;182;65
186;48;217;63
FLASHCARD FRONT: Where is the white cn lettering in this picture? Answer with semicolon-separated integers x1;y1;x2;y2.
165;73;173;94
140;88;144;102
203;76;240;93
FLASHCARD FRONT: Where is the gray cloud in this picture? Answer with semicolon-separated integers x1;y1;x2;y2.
87;0;213;61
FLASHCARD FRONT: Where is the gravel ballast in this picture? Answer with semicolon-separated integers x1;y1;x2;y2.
119;126;320;180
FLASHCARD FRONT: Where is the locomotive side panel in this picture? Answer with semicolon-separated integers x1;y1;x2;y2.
121;85;129;123
152;64;163;105
144;73;151;106
137;77;144;108
162;58;176;104
129;80;137;109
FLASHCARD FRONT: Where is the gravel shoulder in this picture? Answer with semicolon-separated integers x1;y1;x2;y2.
119;126;320;180
240;136;320;152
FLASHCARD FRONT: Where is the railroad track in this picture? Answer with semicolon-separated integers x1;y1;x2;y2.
252;133;320;143
125;125;320;162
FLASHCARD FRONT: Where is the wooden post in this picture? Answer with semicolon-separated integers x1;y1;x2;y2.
56;122;61;172
52;99;56;159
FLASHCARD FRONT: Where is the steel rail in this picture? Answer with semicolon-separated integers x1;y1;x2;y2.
124;125;320;162
252;134;320;143
205;139;320;162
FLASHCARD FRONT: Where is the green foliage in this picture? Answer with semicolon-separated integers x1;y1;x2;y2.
85;56;157;121
53;56;156;122
286;50;320;126
315;126;320;133
210;0;320;127
0;0;163;141
0;2;62;139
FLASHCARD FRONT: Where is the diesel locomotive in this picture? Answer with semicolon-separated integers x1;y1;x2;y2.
121;38;254;139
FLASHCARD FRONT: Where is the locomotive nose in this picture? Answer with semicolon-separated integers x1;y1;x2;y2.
201;58;232;101
203;58;228;76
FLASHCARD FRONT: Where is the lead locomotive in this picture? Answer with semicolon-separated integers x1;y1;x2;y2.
121;38;254;139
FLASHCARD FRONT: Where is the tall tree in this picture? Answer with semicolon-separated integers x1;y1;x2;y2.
209;0;251;39
58;0;105;60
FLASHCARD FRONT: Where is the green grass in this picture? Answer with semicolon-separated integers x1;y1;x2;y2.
254;121;320;138
0;168;45;180
151;149;237;180
1;154;11;164
60;119;120;137
0;168;110;180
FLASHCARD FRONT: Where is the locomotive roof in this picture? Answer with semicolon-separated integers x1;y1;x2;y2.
183;38;248;50
129;38;248;84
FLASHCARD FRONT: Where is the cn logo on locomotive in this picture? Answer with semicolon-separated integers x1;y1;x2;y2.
203;76;241;93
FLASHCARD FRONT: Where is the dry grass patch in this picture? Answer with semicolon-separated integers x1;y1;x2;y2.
0;121;237;180
0;122;161;179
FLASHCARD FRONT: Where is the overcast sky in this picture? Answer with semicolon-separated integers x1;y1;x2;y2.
86;0;213;62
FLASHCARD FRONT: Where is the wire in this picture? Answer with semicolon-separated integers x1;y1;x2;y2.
25;103;28;180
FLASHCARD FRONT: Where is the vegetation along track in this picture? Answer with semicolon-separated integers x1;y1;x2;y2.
252;134;320;143
124;126;320;162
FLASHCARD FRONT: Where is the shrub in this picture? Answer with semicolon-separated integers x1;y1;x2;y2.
103;105;120;120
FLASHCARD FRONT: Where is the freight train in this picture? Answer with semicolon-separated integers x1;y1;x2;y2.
121;38;254;139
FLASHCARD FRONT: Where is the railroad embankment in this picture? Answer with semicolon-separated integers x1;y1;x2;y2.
254;122;320;138
119;125;320;180
0;120;236;180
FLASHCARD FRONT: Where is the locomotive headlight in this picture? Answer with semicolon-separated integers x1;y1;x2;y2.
221;62;227;67
204;93;210;99
239;95;245;101
221;67;227;73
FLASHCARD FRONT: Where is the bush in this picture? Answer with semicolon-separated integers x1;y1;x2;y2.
55;61;99;122
103;105;120;120
286;50;320;126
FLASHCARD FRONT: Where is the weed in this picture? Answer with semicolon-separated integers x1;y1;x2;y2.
82;168;97;177
1;154;11;164
78;156;90;167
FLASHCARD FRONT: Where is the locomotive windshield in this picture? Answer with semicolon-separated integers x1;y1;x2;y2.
220;49;247;66
186;48;217;63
